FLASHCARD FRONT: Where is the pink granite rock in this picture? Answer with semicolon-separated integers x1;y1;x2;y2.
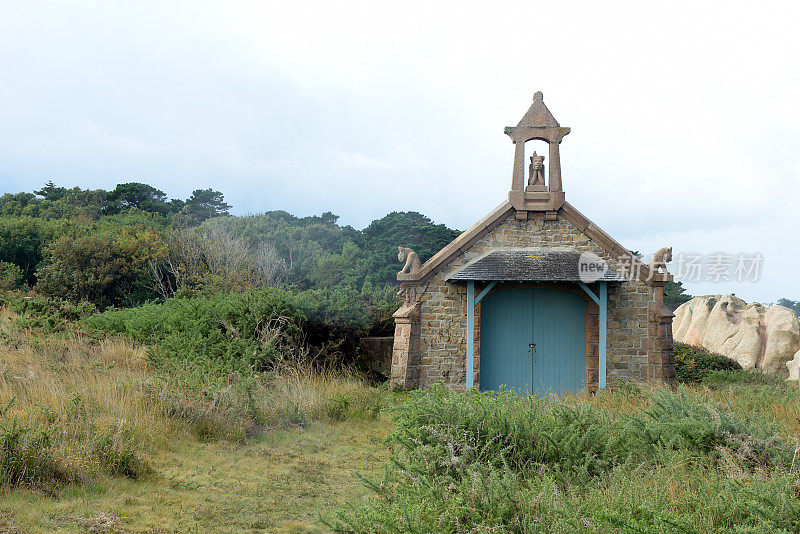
673;295;800;378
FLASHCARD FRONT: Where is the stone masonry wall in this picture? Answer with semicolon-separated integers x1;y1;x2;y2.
408;212;660;390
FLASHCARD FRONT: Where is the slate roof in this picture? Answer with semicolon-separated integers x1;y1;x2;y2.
446;249;628;283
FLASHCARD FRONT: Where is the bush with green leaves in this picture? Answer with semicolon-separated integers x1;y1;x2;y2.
35;224;168;308
0;261;24;291
675;341;742;383
1;293;97;331
0;216;82;284
84;289;305;377
84;286;398;379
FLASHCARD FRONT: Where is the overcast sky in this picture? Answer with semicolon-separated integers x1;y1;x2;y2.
1;1;798;303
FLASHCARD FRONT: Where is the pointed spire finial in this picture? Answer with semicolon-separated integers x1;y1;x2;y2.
504;92;571;206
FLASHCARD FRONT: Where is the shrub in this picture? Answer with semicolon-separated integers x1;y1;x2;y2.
331;385;796;532
84;289;304;377
625;388;790;469
84;287;395;377
1;293;97;331
0;418;70;489
675;342;741;383
295;287;372;331
35;225;167;308
0;262;24;291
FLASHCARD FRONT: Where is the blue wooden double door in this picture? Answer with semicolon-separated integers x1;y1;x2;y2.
480;287;586;395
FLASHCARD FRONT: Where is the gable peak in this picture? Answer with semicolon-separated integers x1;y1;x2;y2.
517;91;560;128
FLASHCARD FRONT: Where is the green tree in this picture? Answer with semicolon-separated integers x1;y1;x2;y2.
359;211;461;286
0;192;40;217
307;241;366;289
0;186;109;220
0;217;79;284
182;188;231;224
0;261;24;291
34;181;68;201
104;182;173;215
664;280;692;310
35;225;167;308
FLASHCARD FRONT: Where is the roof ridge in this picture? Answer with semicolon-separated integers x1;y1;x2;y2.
397;200;671;287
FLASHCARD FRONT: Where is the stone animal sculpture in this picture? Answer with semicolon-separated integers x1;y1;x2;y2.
397;246;422;276
649;246;672;274
528;152;545;187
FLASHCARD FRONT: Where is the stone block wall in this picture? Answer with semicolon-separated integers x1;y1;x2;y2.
391;210;671;390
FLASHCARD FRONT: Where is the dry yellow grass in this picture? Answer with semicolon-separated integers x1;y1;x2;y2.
0;312;179;451
262;361;383;427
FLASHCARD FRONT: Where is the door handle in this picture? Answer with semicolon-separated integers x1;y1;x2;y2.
528;343;536;353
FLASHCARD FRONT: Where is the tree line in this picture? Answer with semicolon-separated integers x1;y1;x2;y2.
3;180;794;328
0;181;460;333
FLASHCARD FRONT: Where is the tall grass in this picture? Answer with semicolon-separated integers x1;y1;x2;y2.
0;305;382;492
333;383;800;533
0;311;161;489
263;361;382;426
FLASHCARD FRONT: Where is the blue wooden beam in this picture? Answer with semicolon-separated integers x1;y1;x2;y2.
475;280;497;305
577;281;600;305
599;282;607;390
466;280;475;389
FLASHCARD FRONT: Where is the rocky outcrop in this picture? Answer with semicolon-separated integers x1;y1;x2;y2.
673;295;800;378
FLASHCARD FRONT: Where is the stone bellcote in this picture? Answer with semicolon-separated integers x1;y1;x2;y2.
504;91;570;218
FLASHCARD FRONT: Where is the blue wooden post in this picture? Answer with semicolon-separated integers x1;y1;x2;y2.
466;281;475;389
599;282;607;389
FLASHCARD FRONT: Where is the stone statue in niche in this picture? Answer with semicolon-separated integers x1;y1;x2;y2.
528;152;546;188
649;247;673;275
397;246;422;276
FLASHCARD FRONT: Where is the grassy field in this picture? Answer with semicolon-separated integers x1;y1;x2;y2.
0;306;392;532
0;418;391;532
1;302;800;532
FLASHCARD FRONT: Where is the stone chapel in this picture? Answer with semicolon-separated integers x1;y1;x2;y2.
390;92;675;393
